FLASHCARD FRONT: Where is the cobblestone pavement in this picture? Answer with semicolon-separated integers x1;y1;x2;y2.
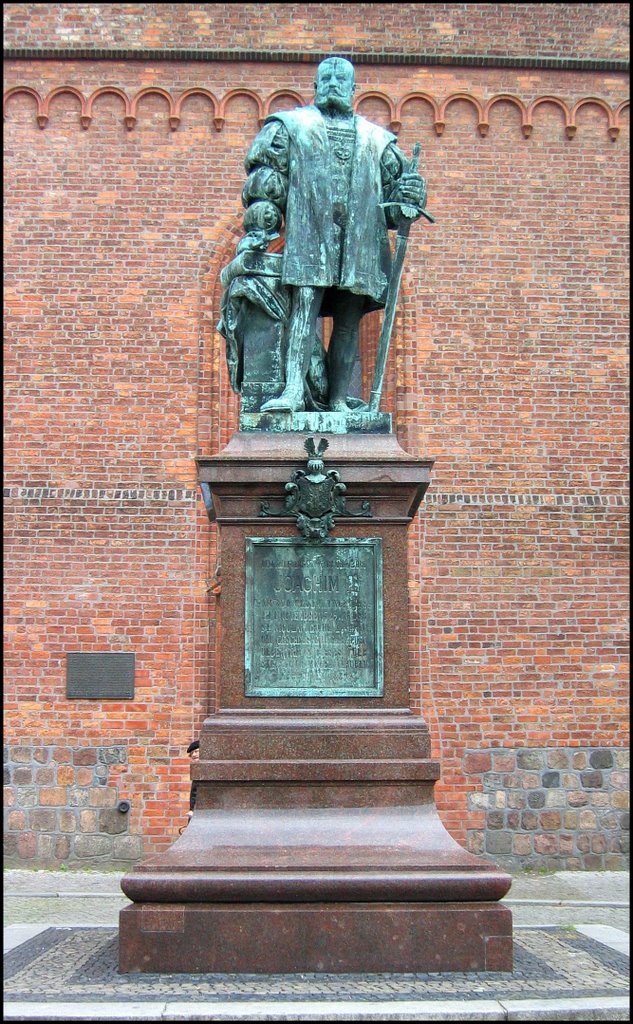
3;870;629;1020
2;923;628;998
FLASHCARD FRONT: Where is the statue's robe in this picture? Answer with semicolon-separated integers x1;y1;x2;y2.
266;106;396;310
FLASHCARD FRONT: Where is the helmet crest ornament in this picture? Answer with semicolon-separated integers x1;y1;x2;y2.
260;437;371;541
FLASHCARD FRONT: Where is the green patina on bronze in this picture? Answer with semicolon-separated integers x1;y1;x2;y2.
245;537;384;698
260;437;371;541
240;410;392;434
217;56;432;431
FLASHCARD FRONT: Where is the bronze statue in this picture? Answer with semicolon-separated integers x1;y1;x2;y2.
218;57;430;418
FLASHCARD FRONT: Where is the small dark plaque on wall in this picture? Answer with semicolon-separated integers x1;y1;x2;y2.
66;653;135;700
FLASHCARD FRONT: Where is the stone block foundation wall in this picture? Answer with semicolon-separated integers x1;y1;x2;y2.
4;745;143;867
466;747;629;870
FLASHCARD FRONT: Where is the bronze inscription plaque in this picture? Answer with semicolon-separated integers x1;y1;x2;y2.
66;653;135;699
245;537;383;698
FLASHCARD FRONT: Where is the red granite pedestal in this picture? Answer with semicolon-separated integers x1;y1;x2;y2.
119;432;513;973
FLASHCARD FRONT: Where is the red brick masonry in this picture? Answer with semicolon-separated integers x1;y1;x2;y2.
3;4;629;867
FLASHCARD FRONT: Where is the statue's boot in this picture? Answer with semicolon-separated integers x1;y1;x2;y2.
329;397;351;412
261;384;305;413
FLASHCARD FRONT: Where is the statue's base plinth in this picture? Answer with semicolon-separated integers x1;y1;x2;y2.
120;901;511;974
239;410;392;434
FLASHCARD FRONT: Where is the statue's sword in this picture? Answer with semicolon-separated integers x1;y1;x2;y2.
369;142;435;413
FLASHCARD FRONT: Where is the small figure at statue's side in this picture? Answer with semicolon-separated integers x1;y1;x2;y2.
218;57;430;420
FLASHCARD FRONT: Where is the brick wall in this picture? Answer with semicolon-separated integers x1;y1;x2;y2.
3;5;629;867
3;3;629;60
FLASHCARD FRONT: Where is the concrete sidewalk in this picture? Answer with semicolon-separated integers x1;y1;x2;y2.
4;868;630;1020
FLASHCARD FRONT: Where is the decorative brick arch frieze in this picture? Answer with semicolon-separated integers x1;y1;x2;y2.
36;84;85;126
215;89;264;132
3;85;40;123
614;100;630;141
572;96;622;141
264;89;309;121
128;86;175;130
83;86;132;128
172;87;220;130
393;92;439;133
4;86;628;140
481;94;530;138
437;92;486;136
355;90;396;126
527;95;575;139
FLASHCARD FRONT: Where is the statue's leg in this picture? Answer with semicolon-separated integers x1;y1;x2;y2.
327;291;365;412
261;286;323;413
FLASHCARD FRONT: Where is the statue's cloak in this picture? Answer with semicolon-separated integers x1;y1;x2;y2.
267;106;395;306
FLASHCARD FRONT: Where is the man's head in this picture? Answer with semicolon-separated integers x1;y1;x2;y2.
187;740;200;761
314;57;355;115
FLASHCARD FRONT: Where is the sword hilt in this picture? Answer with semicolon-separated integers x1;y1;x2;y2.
380;142;435;222
410;141;421;173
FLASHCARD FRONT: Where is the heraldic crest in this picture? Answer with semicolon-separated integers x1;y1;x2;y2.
260;437;372;542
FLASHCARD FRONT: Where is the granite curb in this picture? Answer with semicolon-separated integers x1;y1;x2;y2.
3;996;631;1020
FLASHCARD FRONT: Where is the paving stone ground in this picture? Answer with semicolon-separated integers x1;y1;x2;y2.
3;870;629;1021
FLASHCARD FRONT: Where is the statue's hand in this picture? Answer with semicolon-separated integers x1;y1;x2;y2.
390;173;427;213
236;230;279;254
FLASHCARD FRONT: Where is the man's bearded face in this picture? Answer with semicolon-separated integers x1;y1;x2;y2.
314;59;355;114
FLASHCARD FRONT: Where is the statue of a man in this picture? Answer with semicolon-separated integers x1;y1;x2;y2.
223;57;428;414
